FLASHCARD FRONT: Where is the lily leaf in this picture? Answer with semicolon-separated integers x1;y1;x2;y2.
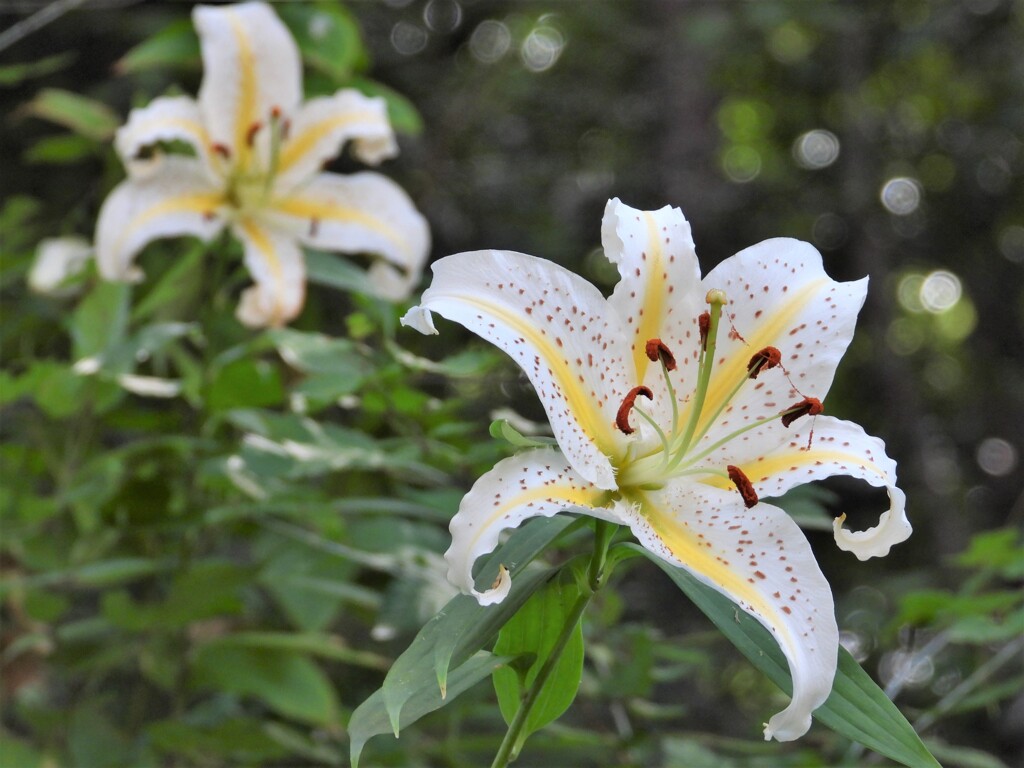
489;419;558;448
348;516;576;766
638;546;940;768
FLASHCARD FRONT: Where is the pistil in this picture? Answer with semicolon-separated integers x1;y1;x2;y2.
671;289;726;460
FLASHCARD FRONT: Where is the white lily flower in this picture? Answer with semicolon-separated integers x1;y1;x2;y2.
95;1;430;327
29;237;92;296
402;199;912;742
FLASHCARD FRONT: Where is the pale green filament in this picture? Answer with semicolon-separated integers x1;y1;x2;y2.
670;295;724;463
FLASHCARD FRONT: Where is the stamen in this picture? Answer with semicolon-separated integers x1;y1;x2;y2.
698;312;711;351
727;465;759;508
616;386;653;434
781;396;824;428
645;338;677;371
246;121;262;147
309;217;320;238
212;143;231;160
747;346;782;379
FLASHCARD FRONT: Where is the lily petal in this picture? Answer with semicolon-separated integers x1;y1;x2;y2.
693;239;867;444
275;90;397;191
270;171;430;300
193;1;301;160
401;251;634;490
232;218;306;327
114;96;216;180
30;236;92;296
94;156;226;282
708;415;911;560
445;448;625;605
602;199;703;404
628;483;838;741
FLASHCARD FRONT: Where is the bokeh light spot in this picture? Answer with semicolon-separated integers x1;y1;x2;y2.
794;129;840;169
897;274;926;313
976;438;1018;477
423;0;462;33
919;270;961;313
521;25;565;72
391;21;428;55
998;224;1024;263
470;20;511;64
881;177;922;215
722;145;762;183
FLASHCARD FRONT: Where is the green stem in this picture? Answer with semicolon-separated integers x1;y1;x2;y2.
489;521;618;768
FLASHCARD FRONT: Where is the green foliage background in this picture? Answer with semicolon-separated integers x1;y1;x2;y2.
1;1;1021;766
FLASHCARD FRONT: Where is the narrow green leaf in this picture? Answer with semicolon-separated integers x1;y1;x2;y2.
207;631;388;670
114;19;200;75
493;574;585;751
23;134;98;165
305;250;375;294
639;547;940;768
489;419;558;448
0;52;75;86
22;88;120;141
349;652;511;768
347;515;575;765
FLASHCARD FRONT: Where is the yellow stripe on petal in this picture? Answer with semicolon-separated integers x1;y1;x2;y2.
630;212;668;382
693;277;828;436
277;112;381;176
637;491;792;640
272;196;411;253
112;192;224;264
701;448;889;494
228;11;258;165
237;218;286;321
459;294;619;456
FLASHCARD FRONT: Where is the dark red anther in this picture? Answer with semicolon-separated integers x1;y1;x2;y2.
281;118;291;140
246;121;262;146
781;396;824;428
309;217;320;238
747;346;782;379
615;385;653;435
212;143;231;159
727;465;759;508
270;106;282;119
698;312;711;351
645;338;677;371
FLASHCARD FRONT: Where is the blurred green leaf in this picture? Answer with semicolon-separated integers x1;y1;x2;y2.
23;134;98;165
641;547;940;768
114;18;200;75
22;88;120;141
201;631;387;670
0;52;75;86
72;280;131;361
146;718;289;764
493;574;585;752
208;358;285;411
278;3;368;82
305;250;376;295
190;645;339;726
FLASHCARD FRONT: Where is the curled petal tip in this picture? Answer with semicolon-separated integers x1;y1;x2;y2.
400;306;437;335
834;486;911;561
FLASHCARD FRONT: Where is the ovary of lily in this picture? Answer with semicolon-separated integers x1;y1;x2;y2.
95;1;429;327
402;198;911;742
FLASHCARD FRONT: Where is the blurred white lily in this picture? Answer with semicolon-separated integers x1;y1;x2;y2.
29;236;92;296
402;199;911;742
95;1;429;327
